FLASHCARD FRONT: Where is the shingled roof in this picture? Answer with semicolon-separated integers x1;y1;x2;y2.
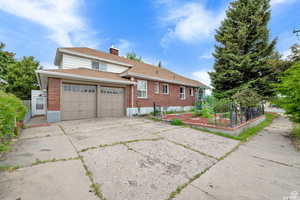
58;47;208;88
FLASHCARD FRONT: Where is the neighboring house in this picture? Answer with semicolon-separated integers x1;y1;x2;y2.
36;47;208;122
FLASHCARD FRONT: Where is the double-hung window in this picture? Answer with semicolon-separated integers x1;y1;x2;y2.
162;84;169;94
137;80;147;98
92;61;99;70
154;82;159;94
180;87;186;100
99;62;107;72
92;61;107;72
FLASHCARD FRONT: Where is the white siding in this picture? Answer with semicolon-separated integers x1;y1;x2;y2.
62;54;91;69
105;62;128;73
61;54;129;73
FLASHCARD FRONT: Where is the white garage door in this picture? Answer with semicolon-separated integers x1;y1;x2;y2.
61;83;97;120
100;87;125;117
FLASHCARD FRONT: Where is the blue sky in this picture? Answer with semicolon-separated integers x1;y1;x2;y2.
0;0;299;86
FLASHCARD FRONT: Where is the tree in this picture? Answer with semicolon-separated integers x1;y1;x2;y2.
288;43;300;63
0;42;15;79
209;0;276;100
4;56;39;100
126;52;143;62
275;62;300;122
158;61;162;68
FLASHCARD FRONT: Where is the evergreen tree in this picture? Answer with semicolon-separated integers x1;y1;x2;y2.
158;61;162;68
288;43;300;63
126;52;143;62
209;0;276;100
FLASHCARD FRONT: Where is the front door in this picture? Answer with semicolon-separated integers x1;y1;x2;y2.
32;90;46;116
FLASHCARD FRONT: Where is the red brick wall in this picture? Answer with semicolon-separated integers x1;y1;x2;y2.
130;79;196;108
47;78;61;111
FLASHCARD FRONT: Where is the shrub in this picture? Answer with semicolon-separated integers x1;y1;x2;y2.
275;62;300;123
192;107;213;118
0;91;26;151
292;124;300;141
170;119;183;126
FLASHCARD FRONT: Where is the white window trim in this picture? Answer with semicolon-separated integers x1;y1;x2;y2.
180;86;186;100
154;82;160;94
137;80;148;99
162;83;169;95
190;88;194;96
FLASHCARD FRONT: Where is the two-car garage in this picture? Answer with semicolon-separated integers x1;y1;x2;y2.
61;83;125;121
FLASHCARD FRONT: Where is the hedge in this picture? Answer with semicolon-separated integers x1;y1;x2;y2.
0;90;27;152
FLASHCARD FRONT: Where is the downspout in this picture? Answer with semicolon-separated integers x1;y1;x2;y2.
131;85;134;108
35;71;42;89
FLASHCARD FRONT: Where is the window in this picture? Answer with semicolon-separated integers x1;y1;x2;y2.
99;62;107;72
189;88;193;96
162;84;169;94
92;61;99;70
137;80;147;98
180;87;185;100
92;61;107;72
154;82;159;94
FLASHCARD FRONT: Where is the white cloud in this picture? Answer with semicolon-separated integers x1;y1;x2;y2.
192;69;212;87
160;2;224;46
40;62;56;69
0;0;99;47
271;0;296;6
115;39;134;56
200;51;214;60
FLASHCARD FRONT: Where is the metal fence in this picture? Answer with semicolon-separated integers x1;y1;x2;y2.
22;100;32;124
210;103;265;128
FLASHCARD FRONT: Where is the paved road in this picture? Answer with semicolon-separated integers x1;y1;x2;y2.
0;116;299;200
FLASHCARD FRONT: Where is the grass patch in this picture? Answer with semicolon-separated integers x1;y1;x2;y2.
291;123;300;150
193;113;278;141
0;165;21;172
166;165;214;200
0;142;12;153
31;157;80;166
170;119;184;126
90;183;107;200
237;113;278;141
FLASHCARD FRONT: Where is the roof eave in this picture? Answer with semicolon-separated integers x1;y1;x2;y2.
36;70;135;86
58;48;134;68
121;72;207;88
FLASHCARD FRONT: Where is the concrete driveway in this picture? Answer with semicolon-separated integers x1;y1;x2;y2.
0;116;299;200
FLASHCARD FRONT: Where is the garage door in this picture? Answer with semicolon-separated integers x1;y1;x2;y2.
100;87;125;117
61;83;97;120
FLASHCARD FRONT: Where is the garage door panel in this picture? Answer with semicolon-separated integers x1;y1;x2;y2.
100;87;124;117
62;84;97;121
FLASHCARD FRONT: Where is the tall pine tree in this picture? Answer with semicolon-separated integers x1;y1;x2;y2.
209;0;276;100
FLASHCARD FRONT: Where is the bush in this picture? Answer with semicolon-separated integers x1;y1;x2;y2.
192;107;213;118
292;124;300;141
0;91;26;151
170;119;184;126
275;62;300;123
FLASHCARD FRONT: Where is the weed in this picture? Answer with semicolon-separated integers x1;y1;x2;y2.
170;119;184;126
0;165;21;172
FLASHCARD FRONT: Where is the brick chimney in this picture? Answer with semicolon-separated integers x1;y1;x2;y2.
109;45;119;56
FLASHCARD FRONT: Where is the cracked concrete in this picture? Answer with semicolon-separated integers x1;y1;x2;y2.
0;116;298;200
176;116;300;200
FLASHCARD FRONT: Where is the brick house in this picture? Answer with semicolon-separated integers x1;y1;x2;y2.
36;47;208;122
